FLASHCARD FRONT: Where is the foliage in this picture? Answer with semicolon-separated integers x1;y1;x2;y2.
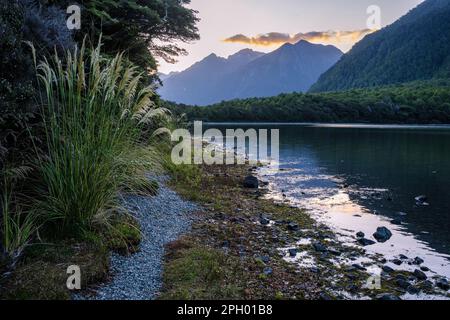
50;0;200;81
165;80;450;124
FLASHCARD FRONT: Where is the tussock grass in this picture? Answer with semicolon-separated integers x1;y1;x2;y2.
36;41;167;237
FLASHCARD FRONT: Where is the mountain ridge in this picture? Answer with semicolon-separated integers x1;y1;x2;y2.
159;41;342;105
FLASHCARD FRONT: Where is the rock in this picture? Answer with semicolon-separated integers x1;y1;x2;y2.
399;254;408;260
243;176;259;189
328;248;341;256
313;242;327;253
407;285;420;295
391;219;403;225
436;278;450;291
373;227;393;243
287;222;299;232
415;195;428;203
260;256;270;264
413;257;424;265
356;231;365;238
420;266;430;272
413;269;427;281
259;216;271;225
288;248;298;257
263;267;273;276
396;279;411;290
352;264;367;271
376;294;401;301
382;265;394;273
357;238;376;246
392;259;403;266
310;267;320;274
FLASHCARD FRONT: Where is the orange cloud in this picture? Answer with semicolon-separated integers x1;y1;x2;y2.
223;30;376;47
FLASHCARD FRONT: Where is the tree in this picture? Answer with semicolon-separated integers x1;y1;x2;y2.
50;0;200;81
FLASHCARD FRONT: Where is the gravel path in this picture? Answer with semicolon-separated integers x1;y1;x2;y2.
77;175;197;300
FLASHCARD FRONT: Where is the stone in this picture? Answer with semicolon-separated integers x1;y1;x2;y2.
352;264;367;271
382;265;394;273
259;216;271;225
413;269;427;281
413;257;424;265
392;259;403;266
313;242;327;252
396;279;411;290
263;267;273;276
391;219;403;225
287;222;299;232
376;294;401;301
420;266;430;272
407;285;420;295
436;278;450;291
356;231;365;238
260;256;270;264
373;227;393;243
399;254;408;260
243;176;259;189
357;238;376;246
288;248;298;257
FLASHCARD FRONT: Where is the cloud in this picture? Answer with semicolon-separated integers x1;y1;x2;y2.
223;30;375;47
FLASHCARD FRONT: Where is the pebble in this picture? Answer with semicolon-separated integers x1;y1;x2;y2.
75;175;197;300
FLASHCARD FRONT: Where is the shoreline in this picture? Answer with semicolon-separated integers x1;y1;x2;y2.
160;162;450;300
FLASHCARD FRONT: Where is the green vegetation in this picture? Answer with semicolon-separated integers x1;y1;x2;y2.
50;0;199;81
166;80;450;124
0;1;200;299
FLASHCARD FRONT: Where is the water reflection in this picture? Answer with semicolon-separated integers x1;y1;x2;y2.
208;123;450;277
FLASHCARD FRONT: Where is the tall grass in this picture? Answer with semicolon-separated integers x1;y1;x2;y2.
36;42;166;237
1;167;39;265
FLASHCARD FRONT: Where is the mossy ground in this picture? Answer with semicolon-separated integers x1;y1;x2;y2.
0;213;142;300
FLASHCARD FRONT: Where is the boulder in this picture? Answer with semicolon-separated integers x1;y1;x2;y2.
287;222;299;232
243;176;259;189
382;265;394;273
357;238;376;246
376;294;402;301
288;248;298;257
313;242;327;252
413;269;427;281
373;227;393;243
356;231;365;238
413;257;424;265
436;278;450;291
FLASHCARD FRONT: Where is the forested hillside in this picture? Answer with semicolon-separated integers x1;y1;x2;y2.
166;80;450;124
310;0;450;92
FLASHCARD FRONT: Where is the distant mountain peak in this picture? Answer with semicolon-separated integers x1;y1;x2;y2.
159;40;343;105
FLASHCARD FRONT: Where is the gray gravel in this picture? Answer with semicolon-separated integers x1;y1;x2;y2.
76;175;198;300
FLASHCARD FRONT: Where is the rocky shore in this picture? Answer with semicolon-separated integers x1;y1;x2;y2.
160;163;450;300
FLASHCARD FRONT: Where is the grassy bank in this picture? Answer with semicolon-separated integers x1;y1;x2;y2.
0;42;171;299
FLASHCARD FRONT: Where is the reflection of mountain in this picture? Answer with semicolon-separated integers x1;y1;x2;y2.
159;41;342;106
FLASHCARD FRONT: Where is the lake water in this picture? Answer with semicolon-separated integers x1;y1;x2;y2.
206;123;450;278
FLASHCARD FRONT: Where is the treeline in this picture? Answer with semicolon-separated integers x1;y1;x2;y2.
165;80;450;124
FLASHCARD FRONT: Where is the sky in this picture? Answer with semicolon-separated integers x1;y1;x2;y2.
158;0;424;74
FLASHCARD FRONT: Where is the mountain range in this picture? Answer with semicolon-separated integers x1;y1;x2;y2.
310;0;450;92
159;41;343;106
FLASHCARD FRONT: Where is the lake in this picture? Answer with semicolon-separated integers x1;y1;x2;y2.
206;123;450;277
